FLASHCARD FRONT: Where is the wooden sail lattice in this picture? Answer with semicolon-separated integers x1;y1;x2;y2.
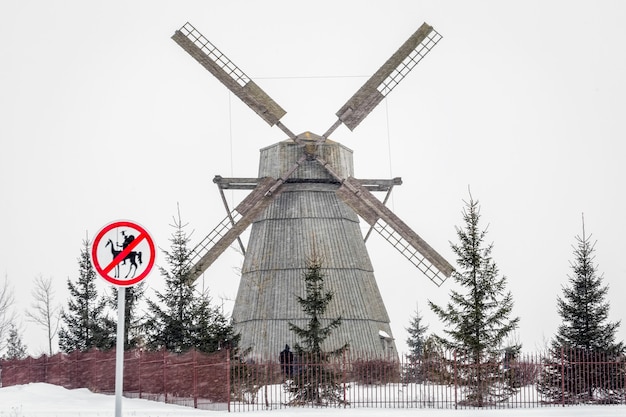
370;219;449;287
335;177;453;287
172;20;450;357
184;211;241;281
184;177;281;283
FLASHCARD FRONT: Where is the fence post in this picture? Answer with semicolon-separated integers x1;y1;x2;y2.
623;355;626;405
341;349;347;408
193;349;198;409
226;349;231;413
163;350;167;404
139;349;142;399
561;346;565;407
453;350;458;410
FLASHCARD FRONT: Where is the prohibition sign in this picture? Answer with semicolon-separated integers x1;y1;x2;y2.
92;220;155;287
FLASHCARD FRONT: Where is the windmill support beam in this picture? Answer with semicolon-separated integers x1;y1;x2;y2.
216;182;246;255
213;176;260;190
185;177;283;283
364;184;396;242
213;175;401;192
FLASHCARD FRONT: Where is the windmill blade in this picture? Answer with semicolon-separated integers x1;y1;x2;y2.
184;177;283;283
329;22;441;135
336;176;454;286
172;22;288;128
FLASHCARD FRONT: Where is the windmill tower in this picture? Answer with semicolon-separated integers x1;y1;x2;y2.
172;21;453;359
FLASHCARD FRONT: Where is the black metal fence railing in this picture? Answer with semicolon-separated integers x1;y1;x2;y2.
229;349;626;411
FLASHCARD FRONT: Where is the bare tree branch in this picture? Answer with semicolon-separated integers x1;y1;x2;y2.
25;275;61;356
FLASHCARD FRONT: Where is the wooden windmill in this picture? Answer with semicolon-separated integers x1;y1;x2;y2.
172;21;453;358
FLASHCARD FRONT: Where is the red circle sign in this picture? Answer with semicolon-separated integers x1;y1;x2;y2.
91;220;156;287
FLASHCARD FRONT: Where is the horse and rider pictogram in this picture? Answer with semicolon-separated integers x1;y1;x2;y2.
104;230;143;279
92;220;155;287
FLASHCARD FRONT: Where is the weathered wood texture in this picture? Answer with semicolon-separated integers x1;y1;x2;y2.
233;138;397;359
172;24;286;126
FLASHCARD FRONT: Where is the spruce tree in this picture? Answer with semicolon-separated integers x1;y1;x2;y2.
59;240;115;352
538;218;625;403
144;210;235;353
286;255;348;406
3;323;27;359
406;305;428;361
404;306;429;382
429;195;520;406
144;214;197;352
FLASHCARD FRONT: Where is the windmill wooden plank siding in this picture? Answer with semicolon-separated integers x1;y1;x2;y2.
232;136;397;359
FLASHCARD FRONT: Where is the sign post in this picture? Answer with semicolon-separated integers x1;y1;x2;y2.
91;220;155;417
115;286;126;417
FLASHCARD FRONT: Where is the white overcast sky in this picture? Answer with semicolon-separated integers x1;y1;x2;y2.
1;0;625;356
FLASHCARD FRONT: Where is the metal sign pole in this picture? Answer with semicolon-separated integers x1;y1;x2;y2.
91;220;155;417
115;286;126;417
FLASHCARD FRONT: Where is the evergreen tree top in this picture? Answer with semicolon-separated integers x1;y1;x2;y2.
59;239;114;353
4;323;27;360
554;216;623;354
406;306;428;359
430;194;520;357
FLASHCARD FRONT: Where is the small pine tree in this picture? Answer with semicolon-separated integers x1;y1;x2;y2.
286;255;348;406
59;240;115;352
404;306;429;382
406;305;428;360
3;323;27;360
429;194;520;406
538;217;625;403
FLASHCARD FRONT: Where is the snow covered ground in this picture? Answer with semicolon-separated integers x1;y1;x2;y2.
1;383;626;417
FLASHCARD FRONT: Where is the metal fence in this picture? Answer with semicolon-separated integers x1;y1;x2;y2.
228;348;626;411
1;347;625;412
